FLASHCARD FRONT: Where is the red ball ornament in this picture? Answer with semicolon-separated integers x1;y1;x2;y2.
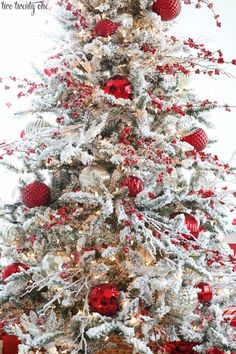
181;128;208;152
171;212;200;239
103;75;132;100
152;0;181;21
0;334;20;354
2;262;29;283
93;19;120;37
164;340;198;353
195;282;213;303
88;283;119;316
223;306;236;328
21;182;51;208
121;176;144;197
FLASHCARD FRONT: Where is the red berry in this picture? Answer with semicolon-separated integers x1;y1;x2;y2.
21;182;51;208
93;19;120;37
152;0;181;21
103;75;132;100
2;262;29;282
20;130;25;139
121;176;144;197
195;282;213;303
88;283;119;316
181;128;208;152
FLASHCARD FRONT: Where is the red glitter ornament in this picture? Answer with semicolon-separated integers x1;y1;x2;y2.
195;282;213;303
21;182;51;208
164;340;198;353
152;0;181;21
88;283;119;316
2;262;29;282
93;19;120;37
181;128;208;152
0;334;20;354
121;176;144;197
223;306;236;328
103;75;132;100
171;212;200;239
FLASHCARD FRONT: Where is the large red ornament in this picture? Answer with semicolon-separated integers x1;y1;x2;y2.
2;262;29;283
181;128;208;152
152;0;181;21
171;212;200;239
0;334;20;354
21;182;51;208
88;283;119;316
195;282;213;303
103;75;132;100
164;340;198;353
223;306;236;328
121;176;144;197
93;19;120;37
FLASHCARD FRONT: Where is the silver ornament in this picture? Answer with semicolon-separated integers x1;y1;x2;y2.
165;286;198;317
79;164;111;187
25;118;52;135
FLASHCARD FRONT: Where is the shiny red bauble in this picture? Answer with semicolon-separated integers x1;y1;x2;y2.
181;128;208;152
223;306;236;328
164;340;198;353
171;212;200;239
88;283;119;316
2;262;29;283
195;282;213;303
152;0;181;21
93;19;120;37
121;176;144;197
21;182;51;208
103;75;132;100
0;334;20;354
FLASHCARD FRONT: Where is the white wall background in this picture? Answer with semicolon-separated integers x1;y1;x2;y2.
0;1;236;207
173;0;236;164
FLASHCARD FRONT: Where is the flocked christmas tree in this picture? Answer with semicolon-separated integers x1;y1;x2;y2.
0;0;236;353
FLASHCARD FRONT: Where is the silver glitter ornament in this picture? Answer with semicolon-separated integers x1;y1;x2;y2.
165;286;198;317
79;165;111;187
